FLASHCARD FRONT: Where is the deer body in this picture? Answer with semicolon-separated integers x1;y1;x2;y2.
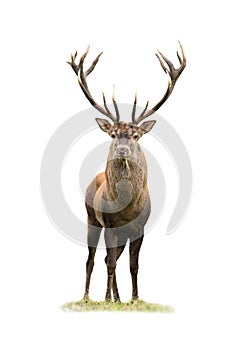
84;121;153;300
68;42;186;301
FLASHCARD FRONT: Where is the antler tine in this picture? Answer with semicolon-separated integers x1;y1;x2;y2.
67;51;79;75
112;85;120;122
134;41;186;124
131;90;138;124
133;100;150;124
85;51;103;77
68;47;117;123
102;92;114;118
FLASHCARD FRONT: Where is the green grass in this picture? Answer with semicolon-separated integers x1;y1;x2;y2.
62;299;174;313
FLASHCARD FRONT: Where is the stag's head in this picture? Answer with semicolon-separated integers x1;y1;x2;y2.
95;119;155;161
67;43;186;160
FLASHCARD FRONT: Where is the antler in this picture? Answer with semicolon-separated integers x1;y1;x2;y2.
67;46;120;123
133;41;186;124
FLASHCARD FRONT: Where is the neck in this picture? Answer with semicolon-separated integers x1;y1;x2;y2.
105;157;147;200
118;159;131;179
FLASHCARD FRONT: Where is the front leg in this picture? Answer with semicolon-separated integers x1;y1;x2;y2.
129;235;144;300
84;224;102;301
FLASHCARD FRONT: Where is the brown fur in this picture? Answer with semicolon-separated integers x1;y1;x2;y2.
84;121;155;302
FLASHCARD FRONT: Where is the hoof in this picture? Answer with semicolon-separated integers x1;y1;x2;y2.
105;296;112;302
114;298;121;303
83;294;89;303
130;297;139;303
105;290;112;302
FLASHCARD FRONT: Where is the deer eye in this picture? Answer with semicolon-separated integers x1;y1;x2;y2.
133;134;139;141
111;133;116;139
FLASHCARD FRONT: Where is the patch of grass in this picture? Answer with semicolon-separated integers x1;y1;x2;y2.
62;299;174;313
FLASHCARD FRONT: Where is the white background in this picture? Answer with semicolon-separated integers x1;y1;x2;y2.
1;0;233;349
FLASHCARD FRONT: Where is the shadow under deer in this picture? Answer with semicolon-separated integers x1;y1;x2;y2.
67;42;186;302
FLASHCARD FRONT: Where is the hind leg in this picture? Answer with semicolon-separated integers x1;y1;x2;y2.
104;229;118;301
84;224;102;301
112;243;127;302
104;231;127;302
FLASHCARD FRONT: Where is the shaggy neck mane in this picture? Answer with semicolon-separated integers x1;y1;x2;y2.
105;157;147;200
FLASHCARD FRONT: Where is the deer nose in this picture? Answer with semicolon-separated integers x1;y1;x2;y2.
115;145;131;158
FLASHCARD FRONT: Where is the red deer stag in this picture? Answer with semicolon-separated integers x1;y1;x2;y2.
67;42;186;302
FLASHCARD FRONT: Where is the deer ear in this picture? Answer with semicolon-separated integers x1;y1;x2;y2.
95;118;112;132
140;120;156;134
